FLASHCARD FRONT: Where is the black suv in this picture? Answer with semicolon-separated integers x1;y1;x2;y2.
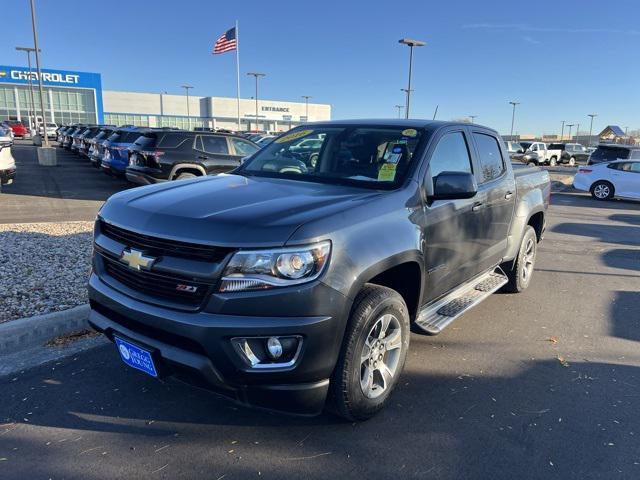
126;130;259;184
547;143;590;165
588;144;640;165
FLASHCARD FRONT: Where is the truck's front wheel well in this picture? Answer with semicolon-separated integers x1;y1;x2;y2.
367;262;421;321
528;212;544;241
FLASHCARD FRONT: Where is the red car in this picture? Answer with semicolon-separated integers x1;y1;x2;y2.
6;121;28;138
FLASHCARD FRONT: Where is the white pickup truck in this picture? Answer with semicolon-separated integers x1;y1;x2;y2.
519;141;552;166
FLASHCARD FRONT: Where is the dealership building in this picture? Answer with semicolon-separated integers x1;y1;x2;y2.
0;65;331;131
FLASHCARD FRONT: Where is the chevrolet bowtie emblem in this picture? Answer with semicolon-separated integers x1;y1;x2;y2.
120;248;155;271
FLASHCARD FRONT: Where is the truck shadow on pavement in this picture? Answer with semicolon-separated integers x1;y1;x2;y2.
1;354;638;479
551;223;640;247
610;290;640;342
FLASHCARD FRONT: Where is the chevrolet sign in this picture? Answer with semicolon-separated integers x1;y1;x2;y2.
10;69;79;84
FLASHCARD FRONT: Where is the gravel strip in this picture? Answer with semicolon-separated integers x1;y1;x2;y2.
0;221;94;323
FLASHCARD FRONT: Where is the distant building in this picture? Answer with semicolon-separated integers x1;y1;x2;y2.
598;125;633;144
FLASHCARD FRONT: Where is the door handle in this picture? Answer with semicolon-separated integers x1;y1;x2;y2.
472;202;484;212
197;155;208;160
505;191;514;199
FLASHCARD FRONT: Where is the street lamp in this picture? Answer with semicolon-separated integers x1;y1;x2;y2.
566;124;575;141
560;120;566;141
301;95;311;121
180;85;193;130
247;72;266;131
575;123;580;144
28;0;49;147
398;38;426;119
509;101;520;139
394;105;405;118
15;47;40;132
587;114;597;147
469;115;477;124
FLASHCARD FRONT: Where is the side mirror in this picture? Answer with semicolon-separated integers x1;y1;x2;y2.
432;171;478;200
518;149;524;153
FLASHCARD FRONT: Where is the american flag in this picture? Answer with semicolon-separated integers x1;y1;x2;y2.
213;27;237;54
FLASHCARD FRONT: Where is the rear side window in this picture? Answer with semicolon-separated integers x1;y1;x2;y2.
428;131;473;178
198;135;229;155
591;147;630;162
158;133;189;148
473;133;505;183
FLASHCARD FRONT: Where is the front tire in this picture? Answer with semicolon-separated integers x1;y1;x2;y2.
568;156;576;167
329;284;409;421
502;226;537;293
590;180;614;200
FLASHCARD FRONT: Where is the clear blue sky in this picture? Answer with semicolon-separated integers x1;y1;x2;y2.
3;0;639;135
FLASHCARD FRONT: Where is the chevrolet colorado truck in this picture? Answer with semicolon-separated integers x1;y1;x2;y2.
88;120;550;420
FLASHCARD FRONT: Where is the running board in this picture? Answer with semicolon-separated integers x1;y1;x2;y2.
415;268;508;335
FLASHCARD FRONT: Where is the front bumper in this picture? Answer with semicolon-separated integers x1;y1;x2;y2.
88;272;348;415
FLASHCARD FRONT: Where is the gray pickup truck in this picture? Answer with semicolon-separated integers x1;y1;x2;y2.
88;120;550;420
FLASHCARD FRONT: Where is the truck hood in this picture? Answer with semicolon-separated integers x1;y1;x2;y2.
100;174;381;247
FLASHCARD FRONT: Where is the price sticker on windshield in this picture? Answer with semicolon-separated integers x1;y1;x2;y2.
275;129;314;144
401;128;418;137
377;163;397;182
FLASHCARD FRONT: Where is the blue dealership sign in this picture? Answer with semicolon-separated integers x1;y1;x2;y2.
0;65;104;122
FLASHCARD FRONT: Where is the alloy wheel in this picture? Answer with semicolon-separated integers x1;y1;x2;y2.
521;237;535;283
359;314;402;399
593;184;610;199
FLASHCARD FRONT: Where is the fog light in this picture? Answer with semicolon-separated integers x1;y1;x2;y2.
266;337;283;359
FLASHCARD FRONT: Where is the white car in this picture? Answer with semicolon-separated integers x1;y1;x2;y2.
38;122;58;139
573;160;640;201
0;126;16;186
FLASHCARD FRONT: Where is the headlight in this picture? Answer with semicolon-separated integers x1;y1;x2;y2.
219;241;331;292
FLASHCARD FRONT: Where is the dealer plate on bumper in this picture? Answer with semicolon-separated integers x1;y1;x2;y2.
115;336;158;377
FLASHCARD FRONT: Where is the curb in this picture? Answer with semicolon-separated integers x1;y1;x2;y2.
0;304;91;355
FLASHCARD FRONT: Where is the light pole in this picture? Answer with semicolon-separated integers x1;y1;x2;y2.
509;101;520;139
560;120;566;141
395;105;405;118
301;95;311;121
469;115;477;124
247;72;266;131
575;123;580;144
398;38;426;119
15;47;40;131
28;0;49;147
587;114;597;147
566;124;574;142
180;85;193;130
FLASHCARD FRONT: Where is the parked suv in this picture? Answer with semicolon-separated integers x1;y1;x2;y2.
588;144;640;165
88;127;117;167
547;143;590;166
0;125;16;186
126;130;259;184
519;141;550;166
89;120;550;420
101;127;149;176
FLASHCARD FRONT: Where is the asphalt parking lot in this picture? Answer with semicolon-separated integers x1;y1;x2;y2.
1;168;639;479
0;141;129;224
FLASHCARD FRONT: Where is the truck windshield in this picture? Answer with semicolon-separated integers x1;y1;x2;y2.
240;126;424;188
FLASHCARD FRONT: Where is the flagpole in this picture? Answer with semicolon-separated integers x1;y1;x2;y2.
235;20;241;132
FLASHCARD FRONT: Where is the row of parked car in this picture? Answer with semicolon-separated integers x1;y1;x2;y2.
0;123;16;186
56;124;262;184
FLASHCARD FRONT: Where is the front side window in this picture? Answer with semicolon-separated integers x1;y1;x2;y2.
241;126;424;188
428;132;472;179
473;133;505;183
230;137;259;156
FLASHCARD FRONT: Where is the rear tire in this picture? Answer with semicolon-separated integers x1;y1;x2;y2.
502;226;537;293
590;180;614;200
328;284;409;421
568;156;576;167
549;157;557;166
